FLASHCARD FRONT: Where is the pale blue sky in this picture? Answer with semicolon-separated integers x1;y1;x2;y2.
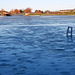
0;0;75;11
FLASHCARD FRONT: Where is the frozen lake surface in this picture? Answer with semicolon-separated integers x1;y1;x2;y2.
0;16;75;75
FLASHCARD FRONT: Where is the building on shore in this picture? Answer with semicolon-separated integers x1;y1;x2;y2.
60;9;75;13
0;10;11;16
24;13;30;16
3;12;11;16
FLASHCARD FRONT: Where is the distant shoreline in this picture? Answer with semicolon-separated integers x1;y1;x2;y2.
24;13;75;16
0;8;75;17
0;14;75;17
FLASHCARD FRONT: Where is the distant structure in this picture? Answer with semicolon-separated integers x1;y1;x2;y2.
60;9;75;13
24;13;30;16
0;10;11;16
3;12;11;16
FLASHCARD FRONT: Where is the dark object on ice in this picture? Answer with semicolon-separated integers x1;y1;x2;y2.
66;26;72;37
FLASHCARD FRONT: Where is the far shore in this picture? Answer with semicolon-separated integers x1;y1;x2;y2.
11;12;75;16
1;13;75;17
24;13;75;16
0;8;75;17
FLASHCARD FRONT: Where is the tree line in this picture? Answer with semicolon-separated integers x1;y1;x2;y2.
0;8;51;15
0;8;75;16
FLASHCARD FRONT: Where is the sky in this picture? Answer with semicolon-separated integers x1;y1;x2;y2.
0;0;75;11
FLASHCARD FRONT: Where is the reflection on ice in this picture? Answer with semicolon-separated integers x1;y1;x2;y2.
67;36;73;43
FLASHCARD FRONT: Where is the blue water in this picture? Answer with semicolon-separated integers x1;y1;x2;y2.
0;15;75;75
